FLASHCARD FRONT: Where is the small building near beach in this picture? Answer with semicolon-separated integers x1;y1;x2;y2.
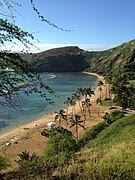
46;121;56;129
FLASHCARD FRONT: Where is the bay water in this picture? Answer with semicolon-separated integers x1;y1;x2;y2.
0;72;98;134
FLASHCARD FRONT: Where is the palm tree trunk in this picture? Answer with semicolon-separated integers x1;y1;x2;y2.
100;90;102;99
79;101;83;115
76;124;78;140
98;105;100;116
108;84;111;99
88;106;91;117
72;107;74;119
66;106;69;125
83;107;86;127
66;106;68;116
59;117;61;126
105;83;108;99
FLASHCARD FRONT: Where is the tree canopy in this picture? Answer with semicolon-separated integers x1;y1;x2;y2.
0;0;62;106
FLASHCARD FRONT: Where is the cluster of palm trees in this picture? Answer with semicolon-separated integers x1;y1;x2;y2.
96;79;114;115
54;79;113;140
54;86;95;140
97;79;112;100
96;80;104;116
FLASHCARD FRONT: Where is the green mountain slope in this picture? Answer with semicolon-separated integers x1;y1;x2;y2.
57;114;135;179
24;40;135;76
25;46;88;72
85;39;135;77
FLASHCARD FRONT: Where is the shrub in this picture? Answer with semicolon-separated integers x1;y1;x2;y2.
103;110;125;125
78;121;107;148
16;151;39;170
105;98;111;100
43;127;78;167
41;129;51;137
0;155;7;171
15;151;53;179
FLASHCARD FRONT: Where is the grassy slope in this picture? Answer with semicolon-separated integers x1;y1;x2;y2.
87;114;135;148
57;114;135;179
24;39;135;75
84;39;135;77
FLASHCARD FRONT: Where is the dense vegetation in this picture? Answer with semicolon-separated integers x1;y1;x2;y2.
1;112;135;179
0;1;55;107
1;40;135;179
24;46;87;72
85;40;135;76
25;39;135;78
24;40;135;110
59;114;135;180
1;5;135;176
1;0;135;178
0;79;135;179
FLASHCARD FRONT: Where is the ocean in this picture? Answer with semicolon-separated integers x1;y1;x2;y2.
0;72;98;134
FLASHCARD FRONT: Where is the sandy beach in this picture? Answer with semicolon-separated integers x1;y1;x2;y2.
0;72;108;171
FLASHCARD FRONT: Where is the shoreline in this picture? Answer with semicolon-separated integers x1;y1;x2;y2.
0;72;105;143
0;72;103;143
82;72;105;82
0;72;107;171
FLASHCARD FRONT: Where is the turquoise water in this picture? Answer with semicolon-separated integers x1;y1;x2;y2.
0;72;98;134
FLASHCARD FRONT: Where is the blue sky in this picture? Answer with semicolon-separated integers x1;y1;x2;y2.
1;0;135;52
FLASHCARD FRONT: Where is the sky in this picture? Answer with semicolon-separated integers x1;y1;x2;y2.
1;0;135;52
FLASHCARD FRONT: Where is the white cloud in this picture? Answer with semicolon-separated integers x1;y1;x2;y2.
0;43;116;53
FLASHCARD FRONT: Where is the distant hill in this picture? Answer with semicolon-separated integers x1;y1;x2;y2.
25;46;87;72
23;40;135;76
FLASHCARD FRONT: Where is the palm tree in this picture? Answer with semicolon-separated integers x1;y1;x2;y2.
55;109;67;126
98;80;104;99
105;81;108;99
105;75;113;99
64;97;71;116
75;88;83;114
96;98;102;116
70;114;84;140
86;87;95;117
86;98;92;117
98;80;104;87
80;87;93;116
81;100;87;126
82;88;88;101
69;95;77;118
99;87;103;99
87;87;95;99
81;98;92;127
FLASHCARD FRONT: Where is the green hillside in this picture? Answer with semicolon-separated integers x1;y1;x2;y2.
24;40;135;77
25;46;87;72
1;40;135;179
55;114;135;179
2;113;135;180
85;39;135;77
